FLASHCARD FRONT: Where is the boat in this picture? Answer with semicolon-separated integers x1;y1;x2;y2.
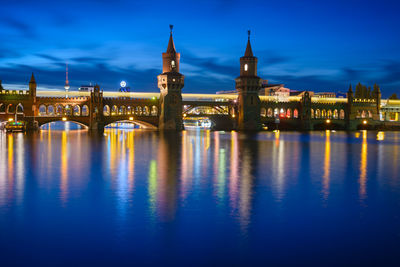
5;121;26;132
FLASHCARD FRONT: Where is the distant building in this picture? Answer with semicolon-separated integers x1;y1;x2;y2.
216;90;237;94
79;85;94;92
290;90;314;97
314;92;336;98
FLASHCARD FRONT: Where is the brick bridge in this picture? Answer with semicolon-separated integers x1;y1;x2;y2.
1;29;400;131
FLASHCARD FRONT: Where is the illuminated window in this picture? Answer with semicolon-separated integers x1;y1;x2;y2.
244;64;248;71
171;60;176;68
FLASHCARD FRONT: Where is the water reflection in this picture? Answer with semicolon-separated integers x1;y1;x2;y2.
359;131;368;200
1;128;400;265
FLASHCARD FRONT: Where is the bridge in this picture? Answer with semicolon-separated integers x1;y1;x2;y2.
1;29;400;131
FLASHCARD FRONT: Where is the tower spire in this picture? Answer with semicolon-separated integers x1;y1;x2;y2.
244;30;253;57
166;24;176;54
30;72;36;83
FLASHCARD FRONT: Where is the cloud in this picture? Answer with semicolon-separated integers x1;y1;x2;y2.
0;17;35;38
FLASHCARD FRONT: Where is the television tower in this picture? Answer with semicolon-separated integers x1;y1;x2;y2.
64;63;70;92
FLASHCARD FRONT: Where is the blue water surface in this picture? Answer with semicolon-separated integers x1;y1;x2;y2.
0;123;399;266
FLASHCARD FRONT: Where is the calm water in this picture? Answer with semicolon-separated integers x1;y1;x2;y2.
0;125;400;266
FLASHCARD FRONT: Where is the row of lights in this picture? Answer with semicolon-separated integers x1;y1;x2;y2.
326;119;368;124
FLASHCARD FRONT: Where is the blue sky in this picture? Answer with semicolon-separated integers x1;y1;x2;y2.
0;0;399;96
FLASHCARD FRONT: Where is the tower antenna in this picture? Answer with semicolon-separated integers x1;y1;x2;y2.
64;62;70;91
170;24;173;34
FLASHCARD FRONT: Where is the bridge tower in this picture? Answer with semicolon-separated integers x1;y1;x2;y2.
345;84;358;130
27;73;38;129
235;31;262;130
89;84;104;131
157;25;185;130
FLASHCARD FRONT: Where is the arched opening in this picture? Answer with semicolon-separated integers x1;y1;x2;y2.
103;105;110;116
151;106;158;116
111;105;118;116
39;105;47;116
340;109;345;119
136;106;142;115
267;108;273;118
48;105;55;116
361;110;366;118
73;105;81;116
7;104;15;114
0;104;5;113
274;108;279;117
333;109;338;119
327;110;332;119
143;106;150;116
119;106;127;115
16;103;24;114
56;105;63;116
260;107;266;117
293;109;299;118
321;109;326;119
65;105;72;116
82;105;89;116
311;109;314;119
286;109;292;118
315;109;321;119
368;110;373;118
127;106;132;115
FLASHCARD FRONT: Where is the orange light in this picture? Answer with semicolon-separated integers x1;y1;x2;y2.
183;114;187;117
129;117;133;121
232;114;236;118
326;119;331;124
62;117;67;121
8;118;13;122
363;120;367;125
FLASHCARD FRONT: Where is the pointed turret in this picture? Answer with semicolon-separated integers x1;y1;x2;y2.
235;30;262;130
158;25;185;130
166;25;176;54
162;25;180;73
29;73;37;97
244;30;254;57
30;73;36;83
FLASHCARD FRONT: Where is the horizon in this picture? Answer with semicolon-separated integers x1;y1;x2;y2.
1;0;400;97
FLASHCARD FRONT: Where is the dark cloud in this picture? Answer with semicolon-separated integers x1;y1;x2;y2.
182;51;237;77
35;53;62;62
0;17;35;38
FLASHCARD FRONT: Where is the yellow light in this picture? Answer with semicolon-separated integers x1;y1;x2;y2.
232;114;235;118
62;117;67;121
326;119;331;124
8;118;13;122
363;120;367;124
129;117;134;121
183;114;187;117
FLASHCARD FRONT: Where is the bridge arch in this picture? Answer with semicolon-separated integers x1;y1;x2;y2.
0;103;5;113
38;119;89;128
